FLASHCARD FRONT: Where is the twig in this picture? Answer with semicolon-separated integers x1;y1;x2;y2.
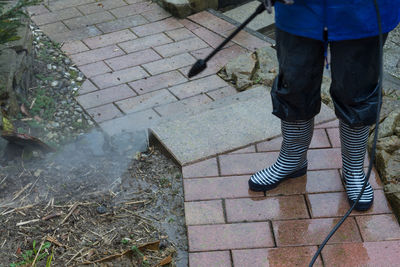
1;204;34;216
59;202;79;225
12;183;32;201
16;219;40;226
46;235;64;247
42;212;62;221
65;248;84;266
1;239;6;249
31;240;44;267
0;175;7;185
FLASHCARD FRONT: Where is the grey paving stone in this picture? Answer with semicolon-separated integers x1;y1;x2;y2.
151;86;336;165
100;109;161;137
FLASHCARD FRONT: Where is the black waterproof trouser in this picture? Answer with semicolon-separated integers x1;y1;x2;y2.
271;28;388;127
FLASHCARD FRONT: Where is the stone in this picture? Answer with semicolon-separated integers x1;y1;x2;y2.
376;149;400;183
377;136;400;154
253;45;278;87
159;0;192;18
378;110;400;138
223;52;257;91
159;0;218;19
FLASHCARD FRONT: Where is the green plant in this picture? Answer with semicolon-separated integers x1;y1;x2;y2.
11;240;51;267
0;0;42;50
30;89;55;120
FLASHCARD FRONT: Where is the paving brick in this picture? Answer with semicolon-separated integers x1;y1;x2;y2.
91;66;149;89
78;80;98;95
100;108;160;136
192;27;233;49
119;33;172;53
307;190;392;218
169;75;227;99
165;28;195;41
31;7;81;26
225;195;309;222
327;127;341;147
110;2;158;18
70;45;125;66
180;45;247;79
141;6;172;22
131;17;183;37
206;86;237;100
256;137;282;152
219;152;279;176
97;15;148;33
189;251;231;267
154;37;209;57
40;22;69;37
306;170;344;193
222;29;269;51
105;49;161;71
232;247;323;267
63;11;115;30
50;26;102;43
356;214;400;242
185;200;225;225
154;94;213;117
179;18;200;30
257;129;331;152
308;148;342;170
322;241;400;266
61;40;89;55
129;71;187;95
188;11;236;34
78;61;112;78
315;119;339;129
76;84;136;109
182;157;218;178
27;5;49;16
142;53;196;75
272;218;362;246
83;29;137;49
87;103;123;123
229;145;256;154
367;167;383;189
188;222;274;252
77;0;127;15
183;175;307;202
115;89;177;114
47;0;94;11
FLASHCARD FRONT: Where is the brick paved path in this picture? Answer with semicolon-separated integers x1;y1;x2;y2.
28;0;267;135
27;1;400;266
183;120;400;266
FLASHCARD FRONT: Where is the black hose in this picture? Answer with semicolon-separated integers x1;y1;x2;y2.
308;0;384;265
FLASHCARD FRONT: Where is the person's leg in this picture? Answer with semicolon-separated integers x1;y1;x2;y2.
330;34;388;211
249;28;325;193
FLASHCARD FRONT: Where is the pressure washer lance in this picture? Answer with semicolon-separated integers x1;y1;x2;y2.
187;0;294;78
188;0;385;266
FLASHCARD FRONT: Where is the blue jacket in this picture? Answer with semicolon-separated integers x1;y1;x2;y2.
274;0;400;41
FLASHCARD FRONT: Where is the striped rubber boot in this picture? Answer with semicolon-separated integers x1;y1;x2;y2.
340;121;374;211
249;119;314;193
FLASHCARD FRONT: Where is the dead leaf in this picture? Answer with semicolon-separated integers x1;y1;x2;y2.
16;247;21;255
20;104;31;117
33;115;42;122
1;132;56;153
156;255;172;266
2;114;14;134
138;240;160;252
98;3;104;7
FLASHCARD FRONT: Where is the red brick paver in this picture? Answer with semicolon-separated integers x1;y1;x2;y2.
183;123;398;265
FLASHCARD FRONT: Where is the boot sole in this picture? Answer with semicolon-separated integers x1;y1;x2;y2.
348;197;374;211
248;166;307;194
